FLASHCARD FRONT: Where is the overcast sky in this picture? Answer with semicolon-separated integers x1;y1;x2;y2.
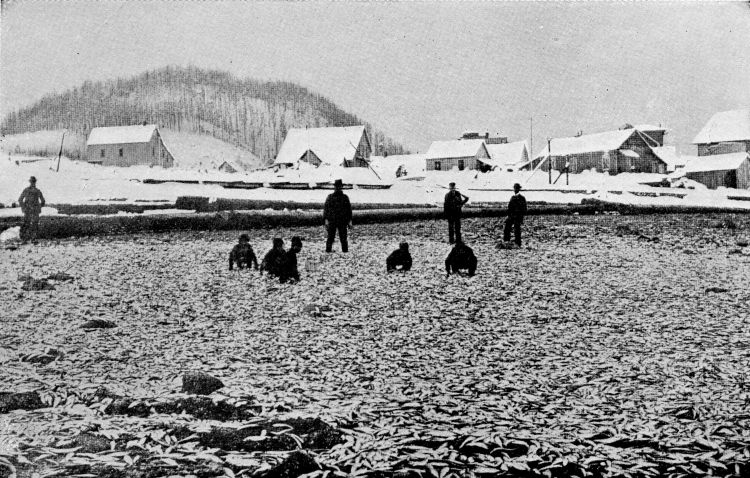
2;1;749;153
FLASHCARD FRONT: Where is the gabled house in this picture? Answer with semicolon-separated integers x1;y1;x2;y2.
531;128;667;174
684;152;750;189
425;139;491;171
86;124;174;167
484;141;530;171
273;125;372;169
692;109;750;157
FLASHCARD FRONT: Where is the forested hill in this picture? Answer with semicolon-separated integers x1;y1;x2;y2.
1;66;408;162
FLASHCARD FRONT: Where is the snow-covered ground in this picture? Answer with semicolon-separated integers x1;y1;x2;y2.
2;154;750;217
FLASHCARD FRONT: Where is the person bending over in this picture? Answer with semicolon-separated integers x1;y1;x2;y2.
386;242;412;272
229;234;258;270
445;240;477;277
260;238;285;277
279;236;303;283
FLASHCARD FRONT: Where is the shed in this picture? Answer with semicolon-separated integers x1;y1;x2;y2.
683;152;750;189
484;141;529;171
86;124;174;167
531;129;666;174
217;160;248;173
693;109;750;157
273;125;371;168
425;139;491;171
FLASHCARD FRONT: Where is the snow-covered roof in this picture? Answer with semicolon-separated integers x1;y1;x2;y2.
692;109;750;144
426;139;487;160
87;125;158;146
651;146;687;171
683;152;749;173
484;141;529;168
534;129;635;158
273;126;369;166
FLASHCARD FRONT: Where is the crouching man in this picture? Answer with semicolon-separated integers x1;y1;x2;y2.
279;236;303;284
445;240;477;277
261;238;285;277
386;242;412;272
229;234;258;270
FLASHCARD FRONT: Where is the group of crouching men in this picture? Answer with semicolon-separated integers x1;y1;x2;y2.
228;179;526;283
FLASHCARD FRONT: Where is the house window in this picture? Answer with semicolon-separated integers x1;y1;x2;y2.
100;149;105;158
458;159;465;171
434;161;441;171
119;148;123;157
152;147;155;157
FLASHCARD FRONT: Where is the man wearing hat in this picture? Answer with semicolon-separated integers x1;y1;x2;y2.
18;176;45;243
323;179;352;252
443;182;469;244
503;183;527;247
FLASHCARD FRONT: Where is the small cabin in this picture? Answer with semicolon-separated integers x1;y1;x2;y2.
425;139;491;172
86;124;174;167
684;152;750;189
273;125;372;169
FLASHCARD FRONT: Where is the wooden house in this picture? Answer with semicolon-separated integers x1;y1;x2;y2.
425;139;491;171
693;109;750;157
86;124;174;167
484;141;529;171
273;125;372;169
683;152;750;189
531;129;667;174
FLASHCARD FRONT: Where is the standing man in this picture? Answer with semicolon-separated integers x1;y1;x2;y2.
18;176;45;244
324;179;352;253
443;182;469;244
503;183;527;247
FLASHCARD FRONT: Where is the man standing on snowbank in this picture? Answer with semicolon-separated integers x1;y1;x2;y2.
503;183;527;247
18;176;45;244
444;182;469;244
324;179;352;253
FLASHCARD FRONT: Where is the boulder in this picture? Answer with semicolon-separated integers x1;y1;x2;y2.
21;278;55;291
182;371;224;395
81;319;116;329
262;451;319;478
47;272;75;281
0;391;44;413
20;348;63;365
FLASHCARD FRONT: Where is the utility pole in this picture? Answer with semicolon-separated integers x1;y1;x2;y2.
547;138;552;185
529;117;533;162
56;131;66;172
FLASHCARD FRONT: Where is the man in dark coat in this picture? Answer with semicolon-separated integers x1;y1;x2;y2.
229;234;258;270
323;179;352;253
279;236;303;283
443;182;469;244
260;238;285;277
503;183;527;247
18;176;45;243
386;242;412;272
445;240;477;277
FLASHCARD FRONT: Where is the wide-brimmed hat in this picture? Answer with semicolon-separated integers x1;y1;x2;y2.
334;179;344;189
449;182;456;188
513;183;522;190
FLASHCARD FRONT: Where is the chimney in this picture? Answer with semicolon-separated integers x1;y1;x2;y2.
485;132;489;139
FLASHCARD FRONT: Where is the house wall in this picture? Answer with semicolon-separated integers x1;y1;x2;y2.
640;131;665;147
86;132;174;167
737;158;750;189
426;156;481;171
539;133;666;174
697;141;750;157
686;169;737;189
